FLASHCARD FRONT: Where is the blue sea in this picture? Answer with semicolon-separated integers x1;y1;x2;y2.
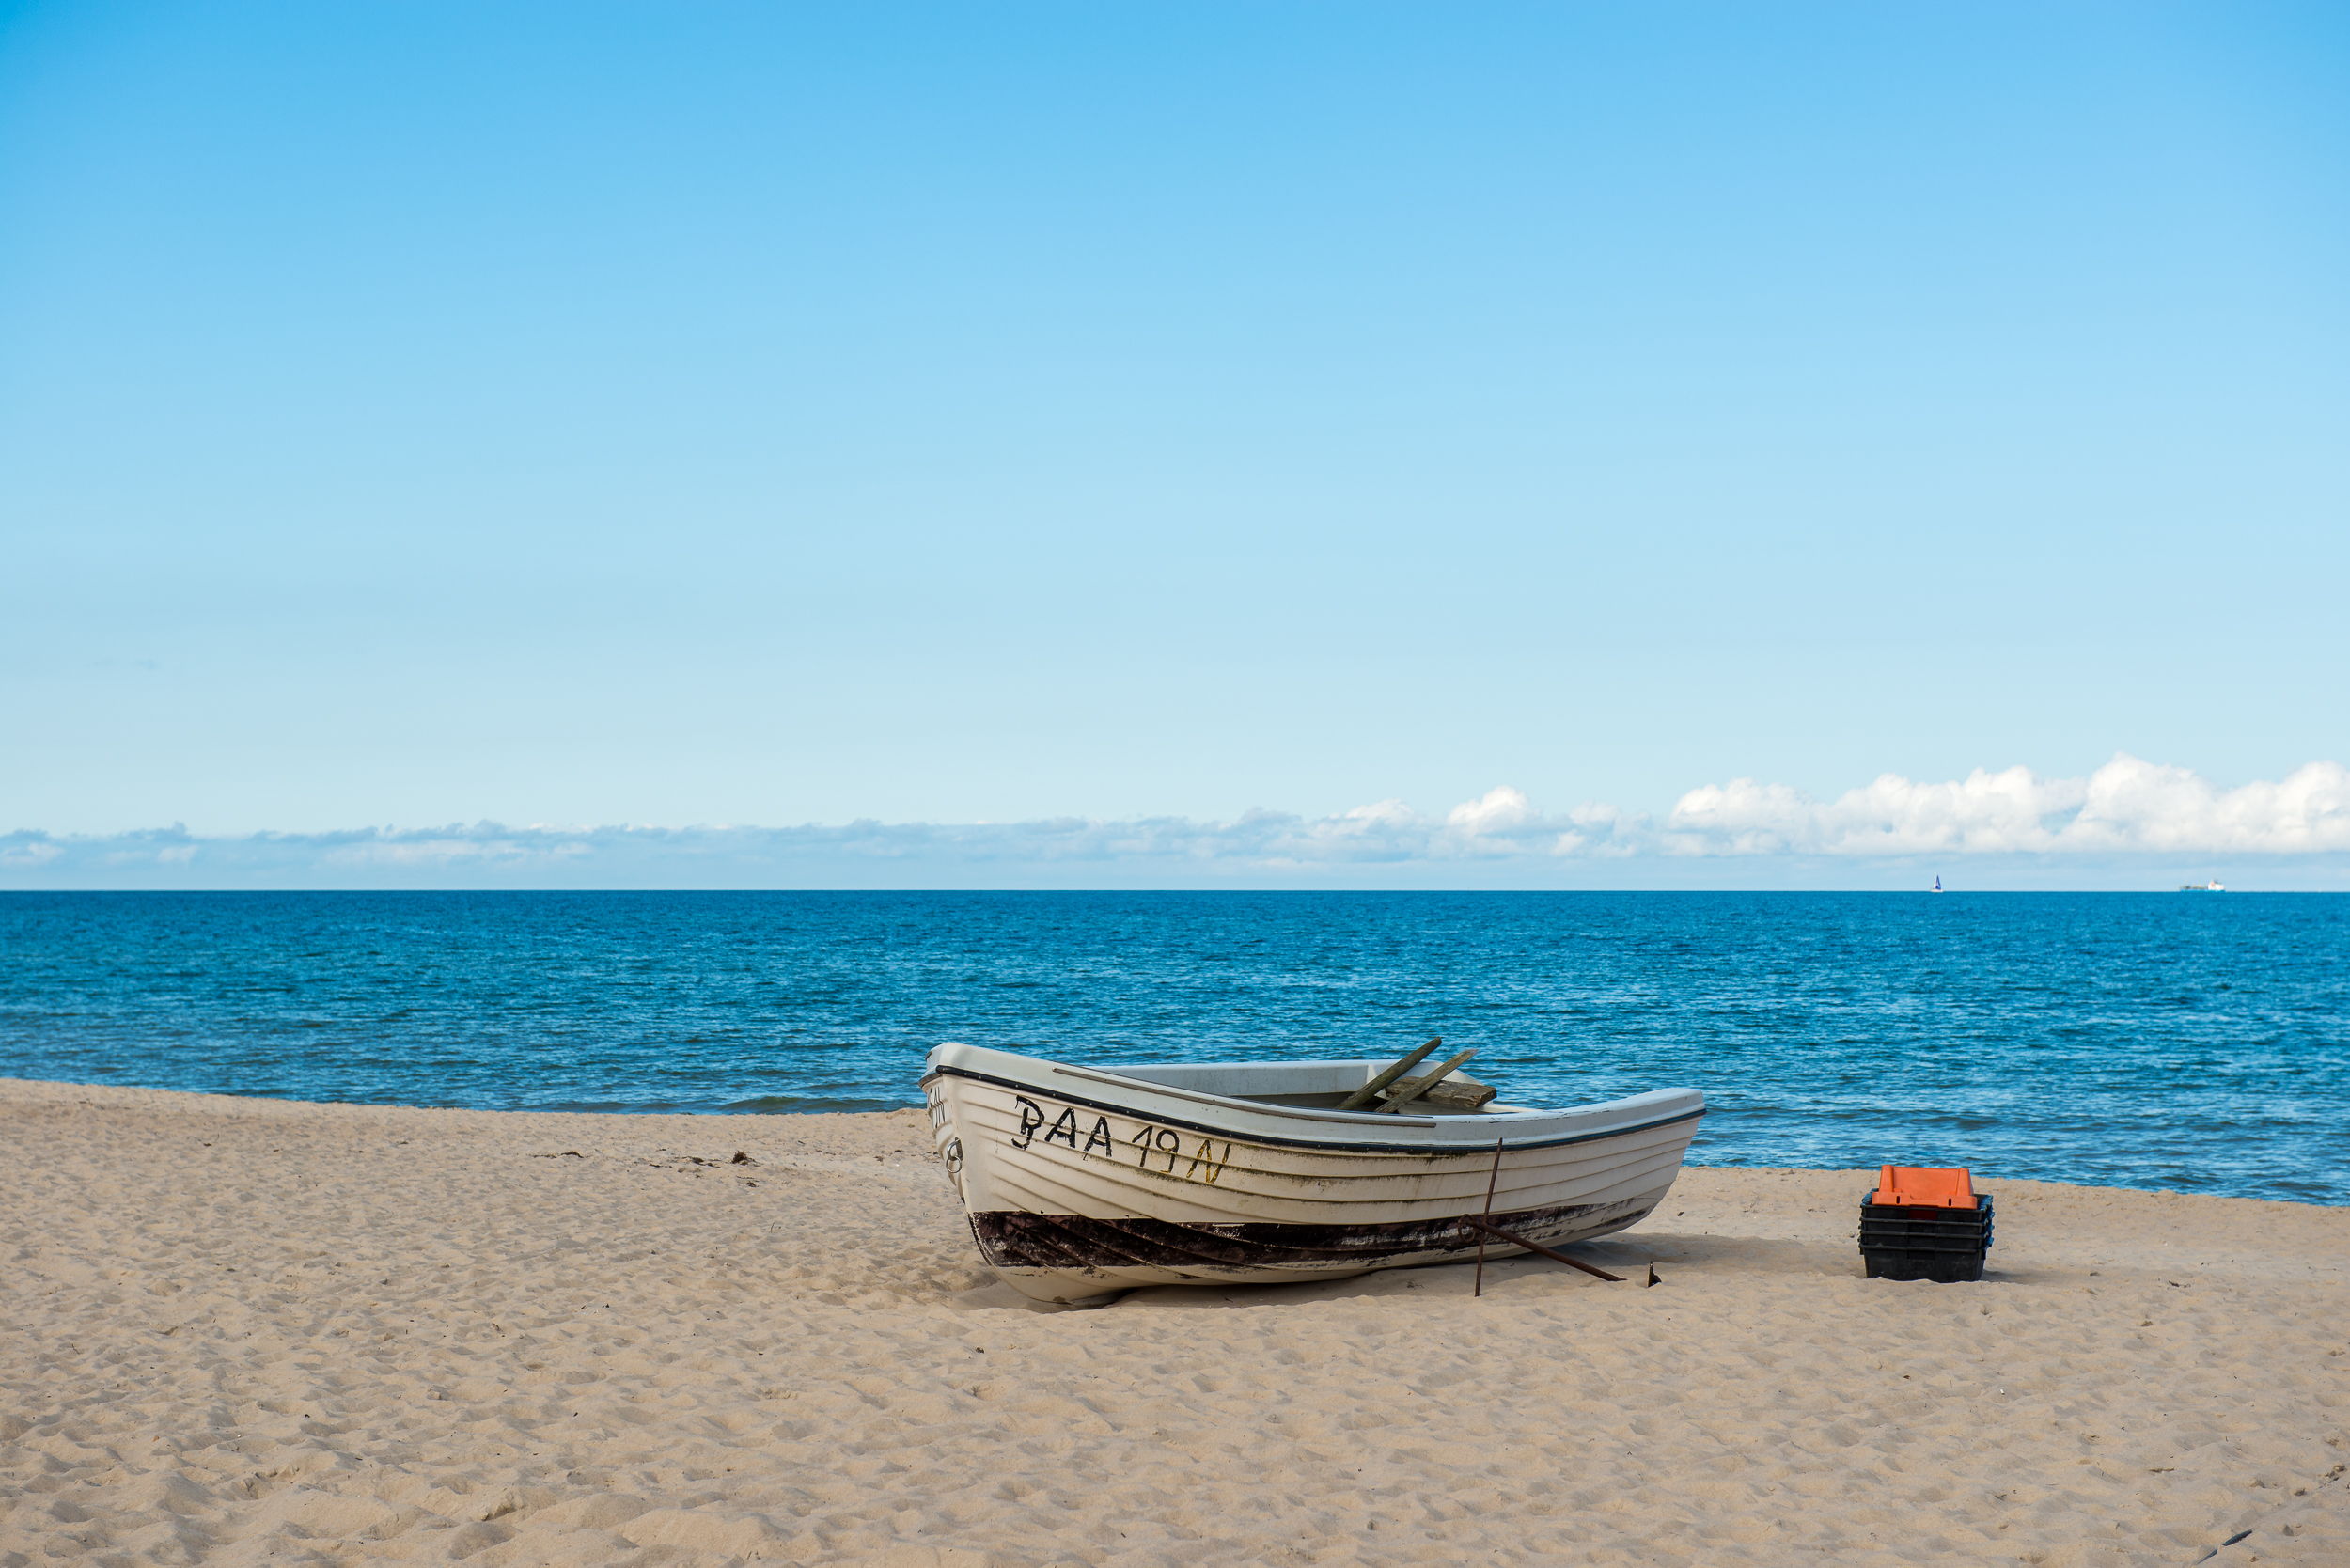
2;891;2342;1204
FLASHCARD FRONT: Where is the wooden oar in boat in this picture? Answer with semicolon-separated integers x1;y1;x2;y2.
1334;1038;1443;1111
1372;1046;1479;1113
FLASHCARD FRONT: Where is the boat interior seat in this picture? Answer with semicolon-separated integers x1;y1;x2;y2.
1100;1058;1377;1098
1097;1059;1500;1114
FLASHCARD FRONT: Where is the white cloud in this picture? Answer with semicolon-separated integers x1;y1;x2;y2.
2067;756;2350;854
3;756;2343;886
1447;785;1536;835
1665;754;2350;856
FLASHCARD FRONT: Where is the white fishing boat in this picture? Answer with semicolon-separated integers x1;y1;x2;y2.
921;1040;1705;1305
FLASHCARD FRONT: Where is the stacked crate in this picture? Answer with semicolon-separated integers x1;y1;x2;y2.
1858;1165;1993;1283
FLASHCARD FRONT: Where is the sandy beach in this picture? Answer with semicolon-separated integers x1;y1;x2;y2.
3;1078;2343;1568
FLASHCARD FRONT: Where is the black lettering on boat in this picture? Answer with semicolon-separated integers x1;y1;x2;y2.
1044;1107;1080;1148
1083;1116;1113;1155
1154;1127;1183;1172
1012;1097;1045;1149
1129;1122;1154;1167
1186;1137;1233;1184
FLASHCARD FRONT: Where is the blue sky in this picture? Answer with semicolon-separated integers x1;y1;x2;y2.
4;3;2345;885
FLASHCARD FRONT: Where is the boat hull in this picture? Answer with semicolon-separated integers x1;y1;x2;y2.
922;1043;1704;1304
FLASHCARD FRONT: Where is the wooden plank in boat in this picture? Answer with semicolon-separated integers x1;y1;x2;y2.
1383;1071;1497;1111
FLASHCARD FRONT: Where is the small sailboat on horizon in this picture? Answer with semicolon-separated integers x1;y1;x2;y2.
1932;874;1943;893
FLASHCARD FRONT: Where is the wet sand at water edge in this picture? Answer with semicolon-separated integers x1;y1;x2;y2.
3;1076;2344;1567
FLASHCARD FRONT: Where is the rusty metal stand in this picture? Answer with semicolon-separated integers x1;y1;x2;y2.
1462;1215;1625;1282
1473;1137;1504;1297
1467;1132;1627;1288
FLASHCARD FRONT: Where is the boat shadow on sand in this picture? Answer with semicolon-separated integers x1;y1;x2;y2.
944;1229;2042;1313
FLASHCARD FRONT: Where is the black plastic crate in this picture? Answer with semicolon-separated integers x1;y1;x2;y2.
1858;1192;1993;1282
1857;1210;1993;1246
1862;1248;1985;1283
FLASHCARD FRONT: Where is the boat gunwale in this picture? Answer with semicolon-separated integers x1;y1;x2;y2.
922;1060;1703;1157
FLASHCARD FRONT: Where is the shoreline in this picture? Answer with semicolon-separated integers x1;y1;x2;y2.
10;1074;2338;1210
4;1075;2345;1565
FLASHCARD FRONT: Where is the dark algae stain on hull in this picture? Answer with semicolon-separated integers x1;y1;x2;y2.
1;890;2342;1203
967;1198;1650;1274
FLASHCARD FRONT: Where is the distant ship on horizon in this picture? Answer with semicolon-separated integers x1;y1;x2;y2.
1932;875;1943;893
2180;878;2225;891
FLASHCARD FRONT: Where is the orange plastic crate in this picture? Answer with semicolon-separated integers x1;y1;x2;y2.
1870;1165;1979;1209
